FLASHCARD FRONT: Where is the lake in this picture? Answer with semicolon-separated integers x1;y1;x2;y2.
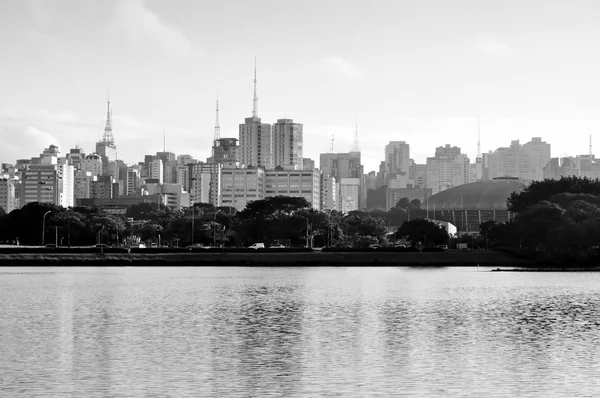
1;266;599;397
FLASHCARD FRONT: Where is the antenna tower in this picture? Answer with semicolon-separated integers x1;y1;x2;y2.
163;130;166;153
102;94;115;147
350;120;360;153
330;135;335;153
214;94;221;142
477;116;481;158
252;57;259;118
590;135;593;157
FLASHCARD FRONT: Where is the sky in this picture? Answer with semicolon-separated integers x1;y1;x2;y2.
1;0;600;172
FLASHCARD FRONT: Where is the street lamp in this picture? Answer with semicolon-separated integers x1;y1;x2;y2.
213;209;223;247
42;211;51;246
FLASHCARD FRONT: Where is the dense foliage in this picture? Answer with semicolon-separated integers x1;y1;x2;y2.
490;176;600;264
0;195;426;248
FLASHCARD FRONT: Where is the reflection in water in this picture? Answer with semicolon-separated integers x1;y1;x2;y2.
1;267;600;397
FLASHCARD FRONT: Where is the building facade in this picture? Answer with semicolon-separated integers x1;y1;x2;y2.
272;119;303;170
219;167;265;211
239;117;273;169
264;169;320;210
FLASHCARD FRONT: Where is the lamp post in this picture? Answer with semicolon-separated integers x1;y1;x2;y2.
42;211;51;246
190;177;197;246
213;209;222;247
99;225;105;254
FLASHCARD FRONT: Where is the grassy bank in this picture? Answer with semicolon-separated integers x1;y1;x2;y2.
0;250;536;266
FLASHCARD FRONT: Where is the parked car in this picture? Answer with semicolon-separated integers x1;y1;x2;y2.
270;243;285;249
186;243;205;248
369;244;382;249
395;244;407;248
44;244;57;248
438;245;449;250
95;244;110;248
138;244;146;249
248;243;265;249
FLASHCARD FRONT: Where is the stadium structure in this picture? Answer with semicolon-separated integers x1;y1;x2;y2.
426;177;526;233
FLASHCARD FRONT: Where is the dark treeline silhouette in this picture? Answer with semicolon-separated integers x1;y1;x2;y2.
0;196;420;247
479;176;600;264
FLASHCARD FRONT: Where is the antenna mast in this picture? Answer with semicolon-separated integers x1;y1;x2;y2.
163;130;166;153
590;135;593;157
252;57;259;118
350;119;360;153
477;116;481;158
102;94;115;147
330;135;335;153
214;93;221;142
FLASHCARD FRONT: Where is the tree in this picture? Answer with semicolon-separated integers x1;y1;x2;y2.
395;218;449;247
395;197;411;210
514;200;566;250
508;176;600;213
410;199;421;208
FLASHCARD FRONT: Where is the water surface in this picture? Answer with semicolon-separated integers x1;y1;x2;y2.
1;266;599;397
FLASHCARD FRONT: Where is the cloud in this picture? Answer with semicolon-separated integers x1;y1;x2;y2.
323;56;362;78
476;37;514;57
113;0;193;57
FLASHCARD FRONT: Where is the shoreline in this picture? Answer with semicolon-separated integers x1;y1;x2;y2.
0;250;564;267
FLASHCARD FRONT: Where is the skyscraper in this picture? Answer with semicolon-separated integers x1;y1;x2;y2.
96;98;117;173
239;59;273;169
272;119;303;169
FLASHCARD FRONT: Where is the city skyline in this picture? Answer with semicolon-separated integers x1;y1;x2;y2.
1;0;600;172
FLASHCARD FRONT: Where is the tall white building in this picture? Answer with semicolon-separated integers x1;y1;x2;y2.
320;174;337;211
426;145;470;195
239;60;273;169
272;119;303;170
486;137;551;182
239;117;273;169
340;178;360;213
149;159;164;184
0;178;16;213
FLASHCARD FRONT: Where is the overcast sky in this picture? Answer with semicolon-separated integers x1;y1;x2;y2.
1;0;600;172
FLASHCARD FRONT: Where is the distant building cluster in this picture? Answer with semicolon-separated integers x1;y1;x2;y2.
1;66;599;215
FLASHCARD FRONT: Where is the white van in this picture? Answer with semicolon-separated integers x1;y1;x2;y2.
248;243;265;249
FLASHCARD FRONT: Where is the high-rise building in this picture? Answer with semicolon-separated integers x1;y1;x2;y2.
240;117;273;169
264;169;320;209
272;119;303;170
239;60;273;169
95;99;117;172
219;167;264;211
320;174;337;211
21;163;74;207
66;147;85;170
0;178;16;213
303;158;315;170
81;154;103;177
340;178;360;213
90;175;116;200
74;170;92;199
149;159;164;184
385;141;410;175
188;163;221;206
486;138;551;182
426;145;470;195
126;168;141;196
212;138;240;165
